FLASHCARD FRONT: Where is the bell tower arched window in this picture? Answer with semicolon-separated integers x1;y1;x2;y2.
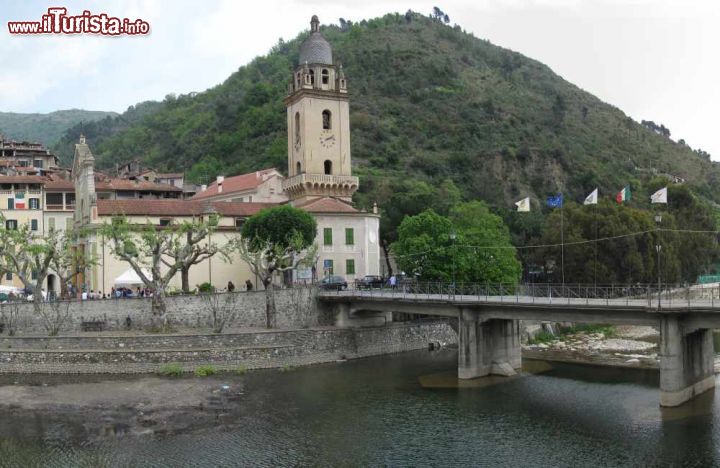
296;161;302;174
321;69;329;84
322;110;331;130
309;69;315;85
324;160;332;175
294;112;300;145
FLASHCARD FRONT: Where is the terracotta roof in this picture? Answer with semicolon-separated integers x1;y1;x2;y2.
95;179;182;192
192;168;280;200
0;175;46;184
43;175;75;191
296;197;359;213
96;199;277;217
156;173;184;179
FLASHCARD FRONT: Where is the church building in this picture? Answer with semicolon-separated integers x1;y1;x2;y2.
68;16;380;295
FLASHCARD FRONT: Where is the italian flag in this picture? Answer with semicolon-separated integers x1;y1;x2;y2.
616;186;631;204
14;192;25;209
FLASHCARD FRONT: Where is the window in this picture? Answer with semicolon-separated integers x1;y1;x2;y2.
323;227;333;245
345;228;354;245
324;160;332;175
321;69;329;84
294;112;300;145
346;259;355;275
5;220;17;230
31;270;38;281
30;219;38;231
18;160;29;167
235;218;245;230
7;198;14;210
33;159;44;169
322;110;331;130
48;217;56;230
5;273;11;281
296;161;302;174
29;198;40;210
46;192;63;206
309;69;315;85
65;193;76;207
159;219;171;226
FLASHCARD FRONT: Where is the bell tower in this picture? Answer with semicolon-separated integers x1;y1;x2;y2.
283;15;358;204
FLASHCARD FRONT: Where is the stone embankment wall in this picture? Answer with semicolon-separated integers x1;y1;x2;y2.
0;321;457;373
0;288;328;335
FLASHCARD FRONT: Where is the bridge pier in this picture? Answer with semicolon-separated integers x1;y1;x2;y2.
458;311;521;379
659;316;715;407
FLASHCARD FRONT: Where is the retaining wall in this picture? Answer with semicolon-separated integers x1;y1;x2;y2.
0;321;457;374
0;288;330;335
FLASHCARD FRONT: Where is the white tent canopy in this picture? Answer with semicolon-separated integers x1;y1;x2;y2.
114;268;152;286
0;285;23;294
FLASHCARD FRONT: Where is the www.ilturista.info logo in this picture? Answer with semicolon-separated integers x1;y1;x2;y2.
7;8;150;36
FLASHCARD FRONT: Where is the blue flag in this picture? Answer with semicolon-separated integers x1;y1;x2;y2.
546;193;563;208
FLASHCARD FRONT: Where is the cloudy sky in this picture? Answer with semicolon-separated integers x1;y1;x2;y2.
2;0;719;158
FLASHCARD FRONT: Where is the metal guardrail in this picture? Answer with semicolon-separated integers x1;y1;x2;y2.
318;282;720;309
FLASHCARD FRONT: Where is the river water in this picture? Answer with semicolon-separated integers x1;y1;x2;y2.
0;350;717;467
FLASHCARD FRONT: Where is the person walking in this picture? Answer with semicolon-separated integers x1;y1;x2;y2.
227;281;235;292
245;279;253;291
389;274;397;290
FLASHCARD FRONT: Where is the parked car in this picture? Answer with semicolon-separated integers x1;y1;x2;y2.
355;275;385;289
320;275;348;291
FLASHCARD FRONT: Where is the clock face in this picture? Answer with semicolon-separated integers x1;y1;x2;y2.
319;134;336;148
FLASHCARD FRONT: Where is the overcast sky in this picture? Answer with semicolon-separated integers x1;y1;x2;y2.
2;0;719;158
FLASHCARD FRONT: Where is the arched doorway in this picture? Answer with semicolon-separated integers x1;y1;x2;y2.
324;160;332;175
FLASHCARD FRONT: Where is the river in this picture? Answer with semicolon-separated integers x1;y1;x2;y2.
0;349;717;467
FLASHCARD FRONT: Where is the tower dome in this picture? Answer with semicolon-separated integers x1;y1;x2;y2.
298;15;332;65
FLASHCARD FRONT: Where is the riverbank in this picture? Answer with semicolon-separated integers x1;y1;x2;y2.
0;321;456;374
523;324;662;370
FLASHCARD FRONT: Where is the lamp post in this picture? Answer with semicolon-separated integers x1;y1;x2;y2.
655;214;662;310
449;230;456;299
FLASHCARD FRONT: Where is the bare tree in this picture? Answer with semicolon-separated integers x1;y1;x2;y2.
37;300;71;336
0;301;22;336
200;292;239;333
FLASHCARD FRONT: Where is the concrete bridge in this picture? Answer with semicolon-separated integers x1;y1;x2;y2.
319;284;720;407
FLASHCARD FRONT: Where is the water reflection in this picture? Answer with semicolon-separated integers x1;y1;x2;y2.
0;350;718;466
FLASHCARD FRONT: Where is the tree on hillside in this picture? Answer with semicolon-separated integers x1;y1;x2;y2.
533;201;681;285
101;215;229;329
392;203;521;284
237;205;317;328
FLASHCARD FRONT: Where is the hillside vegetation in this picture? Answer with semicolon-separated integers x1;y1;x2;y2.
0;109;117;146
51;11;720;280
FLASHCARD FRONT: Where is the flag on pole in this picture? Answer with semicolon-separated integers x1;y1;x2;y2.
584;188;598;205
546;193;563;208
616;186;631;204
651;187;668;204
14;192;25;209
515;197;530;212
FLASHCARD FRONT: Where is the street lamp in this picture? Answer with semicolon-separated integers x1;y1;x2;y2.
655;214;662;310
449;230;456;298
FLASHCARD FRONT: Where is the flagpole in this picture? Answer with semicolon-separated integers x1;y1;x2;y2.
594;202;598;287
561;193;565;286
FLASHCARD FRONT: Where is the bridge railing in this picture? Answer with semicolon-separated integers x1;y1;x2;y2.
321;281;720;309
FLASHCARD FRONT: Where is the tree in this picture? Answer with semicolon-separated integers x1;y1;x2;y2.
237;205;317;328
101;214;229;329
0;221;75;314
392;203;521;284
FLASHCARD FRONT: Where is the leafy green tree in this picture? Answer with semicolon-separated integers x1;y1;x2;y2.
392;203;521;284
237;205;317;328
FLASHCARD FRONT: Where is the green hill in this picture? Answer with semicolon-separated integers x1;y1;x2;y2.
0;109;117;147
53;12;720;215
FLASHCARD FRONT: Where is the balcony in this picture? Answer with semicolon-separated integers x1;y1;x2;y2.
282;173;359;199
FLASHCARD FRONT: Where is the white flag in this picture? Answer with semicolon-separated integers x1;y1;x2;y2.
651;187;668;204
584;188;598;205
515;197;530;212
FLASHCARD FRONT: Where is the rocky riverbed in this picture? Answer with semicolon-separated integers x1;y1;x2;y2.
523;325;662;369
